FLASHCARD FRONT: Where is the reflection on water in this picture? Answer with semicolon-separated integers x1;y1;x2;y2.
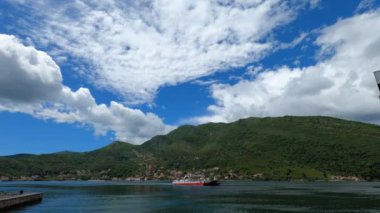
0;181;379;212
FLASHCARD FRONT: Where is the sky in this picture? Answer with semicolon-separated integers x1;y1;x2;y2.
1;0;380;155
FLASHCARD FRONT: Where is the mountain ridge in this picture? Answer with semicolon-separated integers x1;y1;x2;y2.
0;116;379;181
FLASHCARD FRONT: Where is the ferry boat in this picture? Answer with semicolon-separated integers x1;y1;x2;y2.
172;175;220;186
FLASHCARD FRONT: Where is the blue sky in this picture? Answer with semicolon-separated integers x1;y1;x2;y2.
1;0;380;155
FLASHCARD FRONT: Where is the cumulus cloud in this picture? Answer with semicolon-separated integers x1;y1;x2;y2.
194;11;380;124
0;38;62;102
11;0;317;104
0;34;173;143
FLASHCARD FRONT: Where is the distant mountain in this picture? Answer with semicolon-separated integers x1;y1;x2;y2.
6;153;36;158
0;116;379;181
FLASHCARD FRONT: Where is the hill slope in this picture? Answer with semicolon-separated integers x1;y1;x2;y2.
0;116;379;181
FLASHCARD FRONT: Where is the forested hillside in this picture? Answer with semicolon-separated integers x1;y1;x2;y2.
1;116;379;181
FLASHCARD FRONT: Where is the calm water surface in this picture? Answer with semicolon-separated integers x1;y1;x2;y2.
0;181;379;212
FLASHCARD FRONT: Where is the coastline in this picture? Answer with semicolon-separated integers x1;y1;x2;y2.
0;177;374;183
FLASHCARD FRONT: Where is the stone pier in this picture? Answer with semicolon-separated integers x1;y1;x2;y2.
0;193;43;210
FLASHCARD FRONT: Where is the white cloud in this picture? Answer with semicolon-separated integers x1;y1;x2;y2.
11;0;317;104
0;34;173;144
309;0;320;9
356;0;375;13
194;11;380;124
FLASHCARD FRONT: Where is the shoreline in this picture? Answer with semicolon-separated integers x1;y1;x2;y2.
1;179;376;183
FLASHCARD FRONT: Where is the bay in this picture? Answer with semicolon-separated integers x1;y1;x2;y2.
1;181;380;212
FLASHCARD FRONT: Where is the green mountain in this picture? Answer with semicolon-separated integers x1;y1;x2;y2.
0;116;379;181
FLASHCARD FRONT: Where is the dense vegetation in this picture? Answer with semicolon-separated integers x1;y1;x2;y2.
0;116;379;181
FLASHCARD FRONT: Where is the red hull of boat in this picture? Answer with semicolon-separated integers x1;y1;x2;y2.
172;182;206;186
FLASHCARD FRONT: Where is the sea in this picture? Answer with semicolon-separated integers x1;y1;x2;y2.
0;181;379;212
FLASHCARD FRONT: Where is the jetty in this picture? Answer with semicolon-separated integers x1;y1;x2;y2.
0;192;43;210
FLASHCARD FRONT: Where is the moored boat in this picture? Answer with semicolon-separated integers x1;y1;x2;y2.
172;175;220;186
